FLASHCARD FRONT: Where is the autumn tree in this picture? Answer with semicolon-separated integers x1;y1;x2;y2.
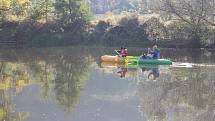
10;0;32;20
160;0;215;46
0;0;32;21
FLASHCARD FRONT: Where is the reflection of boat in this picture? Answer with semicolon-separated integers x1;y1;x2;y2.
101;62;162;80
101;55;172;65
101;62;162;69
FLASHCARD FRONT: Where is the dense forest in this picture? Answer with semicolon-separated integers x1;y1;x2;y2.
0;0;214;48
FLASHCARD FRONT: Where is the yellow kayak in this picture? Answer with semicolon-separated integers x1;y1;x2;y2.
101;55;136;63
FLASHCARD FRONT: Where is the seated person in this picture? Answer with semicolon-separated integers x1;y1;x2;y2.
115;47;127;57
121;48;127;57
151;45;160;59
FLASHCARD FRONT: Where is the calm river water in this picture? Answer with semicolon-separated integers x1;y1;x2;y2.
0;46;214;121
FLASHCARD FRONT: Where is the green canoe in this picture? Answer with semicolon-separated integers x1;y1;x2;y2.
128;58;172;65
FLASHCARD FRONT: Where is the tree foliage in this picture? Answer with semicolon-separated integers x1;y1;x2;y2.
30;0;54;21
0;0;91;23
158;0;215;46
55;0;91;21
0;0;32;21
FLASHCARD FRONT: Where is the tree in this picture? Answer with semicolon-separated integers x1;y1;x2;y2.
161;0;215;26
30;0;54;22
55;0;91;22
159;0;215;47
54;0;91;32
0;0;32;21
11;0;32;19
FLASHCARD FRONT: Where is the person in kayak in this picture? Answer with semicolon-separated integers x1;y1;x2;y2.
115;47;127;57
151;45;160;59
120;47;127;57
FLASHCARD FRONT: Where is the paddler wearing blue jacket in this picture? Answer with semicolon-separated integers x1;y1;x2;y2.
151;45;160;59
141;45;160;59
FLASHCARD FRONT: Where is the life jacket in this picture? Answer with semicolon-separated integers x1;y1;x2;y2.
152;49;160;59
120;49;127;57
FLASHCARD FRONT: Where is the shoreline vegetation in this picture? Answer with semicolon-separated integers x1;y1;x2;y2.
0;0;214;48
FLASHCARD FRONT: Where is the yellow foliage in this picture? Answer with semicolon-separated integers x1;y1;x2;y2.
17;0;26;5
0;0;11;9
16;0;31;8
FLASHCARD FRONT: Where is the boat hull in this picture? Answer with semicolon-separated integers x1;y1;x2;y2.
101;55;172;65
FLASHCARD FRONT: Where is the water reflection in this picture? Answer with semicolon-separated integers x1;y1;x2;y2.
100;62;162;81
138;67;215;121
0;47;94;120
53;54;93;113
0;62;30;121
100;61;215;121
0;47;214;121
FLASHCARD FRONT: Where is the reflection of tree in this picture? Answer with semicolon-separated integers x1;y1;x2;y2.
138;67;215;121
20;47;94;113
11;47;93;114
0;62;30;121
29;61;55;100
0;47;94;115
53;54;92;114
0;62;31;92
0;90;29;121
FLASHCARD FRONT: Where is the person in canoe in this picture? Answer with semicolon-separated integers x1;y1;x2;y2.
141;45;160;59
151;45;160;59
115;47;127;57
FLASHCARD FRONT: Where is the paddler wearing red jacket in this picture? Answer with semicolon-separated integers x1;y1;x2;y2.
120;48;127;57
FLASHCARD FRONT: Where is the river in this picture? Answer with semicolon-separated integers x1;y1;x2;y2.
0;46;214;121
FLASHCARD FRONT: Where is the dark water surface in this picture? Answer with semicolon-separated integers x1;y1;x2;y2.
0;47;214;121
